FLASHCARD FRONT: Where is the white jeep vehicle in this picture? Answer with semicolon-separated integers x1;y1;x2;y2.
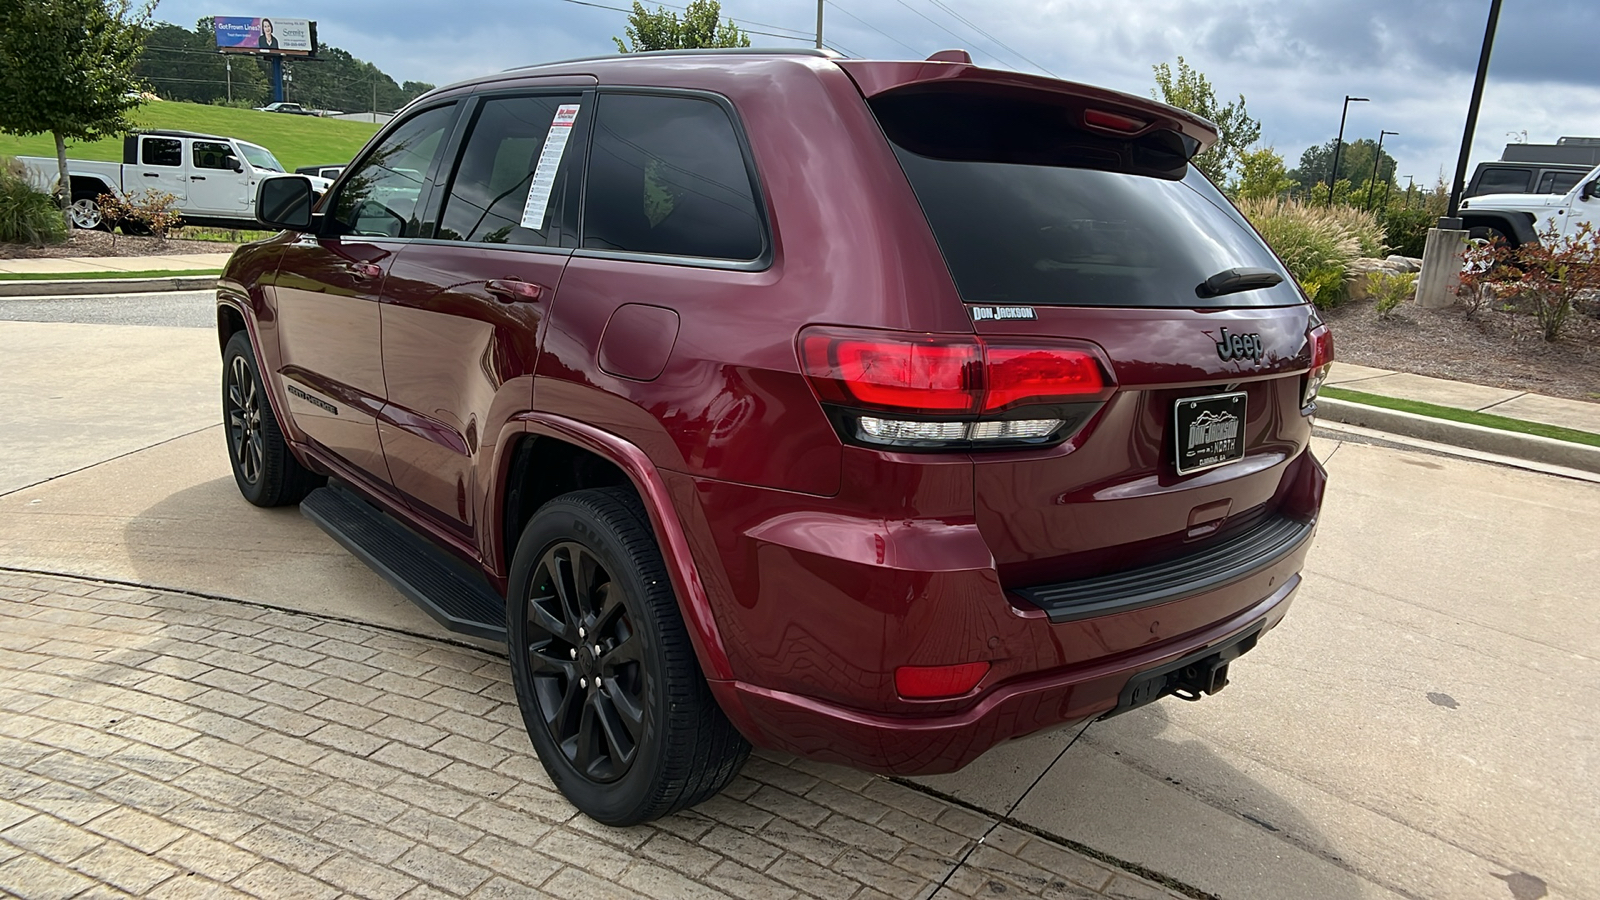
1459;161;1600;248
20;129;332;231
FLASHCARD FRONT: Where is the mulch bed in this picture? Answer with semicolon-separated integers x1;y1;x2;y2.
0;231;238;259
1326;295;1600;401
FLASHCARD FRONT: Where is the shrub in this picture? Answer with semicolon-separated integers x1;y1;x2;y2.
1366;270;1417;317
1324;204;1387;258
1237;197;1360;306
1459;223;1600;341
0;156;68;246
97;190;183;238
1381;207;1434;258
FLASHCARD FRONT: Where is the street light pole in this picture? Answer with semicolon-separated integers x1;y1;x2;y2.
1327;95;1369;208
1446;0;1503;222
1366;130;1399;211
815;0;823;49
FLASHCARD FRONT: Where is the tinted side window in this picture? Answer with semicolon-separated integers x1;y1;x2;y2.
334;104;455;238
142;138;181;167
1548;172;1582;194
1477;167;1531;195
437;95;583;247
192;141;235;170
583;94;762;261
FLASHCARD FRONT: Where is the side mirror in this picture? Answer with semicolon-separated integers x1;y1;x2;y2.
1582;180;1599;201
226;156;244;173
257;175;314;231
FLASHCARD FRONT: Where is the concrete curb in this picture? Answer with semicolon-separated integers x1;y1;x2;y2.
0;274;218;297
1317;397;1600;474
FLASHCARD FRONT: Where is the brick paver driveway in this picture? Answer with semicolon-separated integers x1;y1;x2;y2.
0;571;1181;900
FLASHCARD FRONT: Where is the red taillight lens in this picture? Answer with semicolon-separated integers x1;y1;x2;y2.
802;333;980;414
895;661;990;699
983;346;1106;412
1303;323;1335;409
1309;323;1334;369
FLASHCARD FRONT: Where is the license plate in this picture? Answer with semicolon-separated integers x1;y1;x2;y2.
1174;391;1247;475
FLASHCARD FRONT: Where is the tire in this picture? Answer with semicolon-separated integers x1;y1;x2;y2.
222;331;323;507
506;487;750;825
1467;225;1512;248
68;194;109;231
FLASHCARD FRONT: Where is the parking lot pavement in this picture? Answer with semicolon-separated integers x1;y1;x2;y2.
0;571;1180;900
6;310;1600;899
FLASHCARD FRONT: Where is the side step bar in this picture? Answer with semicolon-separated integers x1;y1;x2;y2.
301;483;507;642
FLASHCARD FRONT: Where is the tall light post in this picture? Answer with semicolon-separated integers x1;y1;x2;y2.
1327;95;1369;207
1446;0;1503;222
815;0;823;49
1366;129;1399;211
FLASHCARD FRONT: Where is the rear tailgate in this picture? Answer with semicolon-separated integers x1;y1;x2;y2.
847;61;1322;593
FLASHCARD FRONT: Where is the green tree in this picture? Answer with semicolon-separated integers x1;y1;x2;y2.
1151;56;1260;185
0;0;154;225
613;0;751;53
1235;147;1295;201
137;19;270;106
1288;138;1396;203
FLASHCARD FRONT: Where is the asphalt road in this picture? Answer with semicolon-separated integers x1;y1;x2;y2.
2;297;1597;900
0;289;214;328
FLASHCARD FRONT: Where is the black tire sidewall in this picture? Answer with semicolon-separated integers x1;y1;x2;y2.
222;331;318;507
506;492;675;825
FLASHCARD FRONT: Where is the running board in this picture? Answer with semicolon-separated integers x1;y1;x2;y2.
301;483;507;643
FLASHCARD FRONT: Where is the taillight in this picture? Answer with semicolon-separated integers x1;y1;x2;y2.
800;327;1113;450
895;661;989;699
1303;323;1334;410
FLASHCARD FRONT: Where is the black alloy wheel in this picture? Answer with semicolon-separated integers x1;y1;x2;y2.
220;331;324;507
525;540;647;783
226;353;265;487
506;488;749;825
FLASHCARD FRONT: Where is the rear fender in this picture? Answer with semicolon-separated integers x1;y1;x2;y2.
495;413;735;682
1461;210;1538;246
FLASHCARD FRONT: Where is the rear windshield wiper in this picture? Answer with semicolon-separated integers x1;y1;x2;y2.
1196;267;1284;298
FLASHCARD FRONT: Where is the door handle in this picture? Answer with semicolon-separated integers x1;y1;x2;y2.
344;262;383;280
191;176;206;181
142;172;160;177
486;279;544;302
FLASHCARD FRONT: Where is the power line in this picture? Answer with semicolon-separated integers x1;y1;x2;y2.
823;1;918;56
558;0;815;42
888;0;1004;68
924;0;1056;76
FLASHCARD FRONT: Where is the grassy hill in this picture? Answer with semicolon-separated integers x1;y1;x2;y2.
0;101;381;172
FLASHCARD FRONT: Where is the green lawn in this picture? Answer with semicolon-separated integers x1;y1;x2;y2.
0;101;380;172
1321;386;1600;448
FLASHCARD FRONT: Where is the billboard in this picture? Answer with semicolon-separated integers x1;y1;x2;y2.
214;17;317;56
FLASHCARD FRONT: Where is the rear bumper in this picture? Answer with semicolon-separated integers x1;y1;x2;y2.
708;573;1299;775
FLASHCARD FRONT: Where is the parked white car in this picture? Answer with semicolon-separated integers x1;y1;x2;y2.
20;129;331;230
1459;161;1600;248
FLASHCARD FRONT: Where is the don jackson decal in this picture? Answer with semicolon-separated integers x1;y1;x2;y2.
969;306;1037;321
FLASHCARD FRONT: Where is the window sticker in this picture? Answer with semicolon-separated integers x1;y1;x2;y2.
520;103;581;230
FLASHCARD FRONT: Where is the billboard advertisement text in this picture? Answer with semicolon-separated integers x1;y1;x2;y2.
214;17;316;56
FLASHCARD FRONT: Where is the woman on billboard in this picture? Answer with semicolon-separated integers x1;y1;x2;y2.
257;18;279;50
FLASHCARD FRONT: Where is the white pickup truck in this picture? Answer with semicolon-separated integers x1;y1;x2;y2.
1458;161;1600;248
21;129;331;231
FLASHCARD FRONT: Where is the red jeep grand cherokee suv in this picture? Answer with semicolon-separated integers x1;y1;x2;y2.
222;49;1330;825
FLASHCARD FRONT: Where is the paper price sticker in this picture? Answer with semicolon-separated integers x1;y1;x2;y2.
520;103;582;231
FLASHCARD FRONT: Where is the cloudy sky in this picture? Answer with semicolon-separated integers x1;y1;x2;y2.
156;0;1599;184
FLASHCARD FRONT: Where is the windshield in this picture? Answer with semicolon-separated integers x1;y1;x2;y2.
873;89;1301;309
238;143;284;173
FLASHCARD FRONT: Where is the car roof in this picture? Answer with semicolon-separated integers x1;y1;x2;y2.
134;129;233;142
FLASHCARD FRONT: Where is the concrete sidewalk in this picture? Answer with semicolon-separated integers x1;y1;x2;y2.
1325;362;1600;435
0;253;232;276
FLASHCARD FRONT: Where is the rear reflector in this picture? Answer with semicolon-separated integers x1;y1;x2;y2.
895;661;990;699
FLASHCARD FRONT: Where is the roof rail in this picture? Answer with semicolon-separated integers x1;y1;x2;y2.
504;46;837;73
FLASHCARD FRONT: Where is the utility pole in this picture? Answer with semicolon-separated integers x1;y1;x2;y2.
1327;95;1368;207
372;76;377;123
1366;130;1398;211
225;57;232;104
815;0;823;50
1446;0;1502;221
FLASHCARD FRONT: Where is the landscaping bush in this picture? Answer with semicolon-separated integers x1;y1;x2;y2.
1366;270;1417;317
1381;207;1435;258
97;189;183;238
0;155;68;246
1237;197;1360;307
1459;223;1600;341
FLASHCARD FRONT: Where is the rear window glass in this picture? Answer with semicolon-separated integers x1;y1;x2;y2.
1475;167;1532;195
1541;171;1582;194
871;90;1300;308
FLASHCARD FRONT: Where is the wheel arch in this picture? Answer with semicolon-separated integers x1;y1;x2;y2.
67;174;115;199
491;414;735;682
1461;211;1538;247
